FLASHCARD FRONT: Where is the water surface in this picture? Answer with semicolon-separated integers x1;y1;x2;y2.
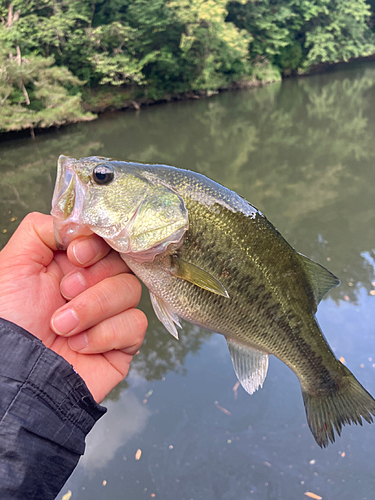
1;61;375;500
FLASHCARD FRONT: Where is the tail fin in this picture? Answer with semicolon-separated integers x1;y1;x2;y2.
302;364;375;447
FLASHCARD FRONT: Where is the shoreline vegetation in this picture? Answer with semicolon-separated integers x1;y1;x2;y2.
1;0;375;138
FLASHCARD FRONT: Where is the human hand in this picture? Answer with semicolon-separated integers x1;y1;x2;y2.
0;212;147;403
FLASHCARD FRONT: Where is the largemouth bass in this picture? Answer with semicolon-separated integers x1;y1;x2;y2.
51;155;375;447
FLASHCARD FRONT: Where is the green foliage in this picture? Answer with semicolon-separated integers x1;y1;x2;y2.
274;42;303;73
369;0;375;31
1;0;375;133
227;0;375;73
118;0;188;93
0;48;94;132
167;0;252;90
227;1;299;57
86;22;149;86
303;0;374;67
0;2;94;133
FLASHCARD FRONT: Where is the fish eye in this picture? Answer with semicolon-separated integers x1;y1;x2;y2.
92;164;115;185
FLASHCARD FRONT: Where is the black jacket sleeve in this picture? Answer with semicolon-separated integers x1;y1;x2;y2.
0;318;107;500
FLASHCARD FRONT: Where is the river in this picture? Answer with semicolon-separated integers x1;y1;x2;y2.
1;61;375;500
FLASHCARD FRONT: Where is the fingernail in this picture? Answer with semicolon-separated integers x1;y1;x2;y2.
73;239;100;265
52;308;79;335
61;272;87;299
68;332;89;352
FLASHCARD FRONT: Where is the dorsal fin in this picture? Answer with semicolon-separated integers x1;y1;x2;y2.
298;253;340;306
226;338;269;395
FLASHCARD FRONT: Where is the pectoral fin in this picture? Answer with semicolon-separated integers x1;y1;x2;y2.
171;256;229;298
150;291;181;339
227;338;269;395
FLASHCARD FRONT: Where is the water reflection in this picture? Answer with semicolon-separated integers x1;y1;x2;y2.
2;61;375;500
1;63;375;307
131;316;212;382
61;291;375;499
81;392;151;470
108;310;212;398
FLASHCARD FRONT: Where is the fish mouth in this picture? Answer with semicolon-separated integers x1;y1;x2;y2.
51;155;93;249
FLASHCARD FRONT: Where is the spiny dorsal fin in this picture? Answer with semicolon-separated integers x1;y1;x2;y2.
150;291;181;339
171;256;229;298
226;338;269;395
298;253;340;306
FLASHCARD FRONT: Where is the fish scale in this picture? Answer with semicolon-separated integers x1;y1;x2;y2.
178;199;314;353
126;191;347;394
52;155;375;447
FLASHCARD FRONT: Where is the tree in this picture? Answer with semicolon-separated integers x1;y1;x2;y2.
1;0;375;133
302;0;374;67
227;0;375;73
227;0;304;74
0;2;93;134
167;0;252;91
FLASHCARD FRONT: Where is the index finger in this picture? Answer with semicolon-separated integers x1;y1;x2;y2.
67;235;115;268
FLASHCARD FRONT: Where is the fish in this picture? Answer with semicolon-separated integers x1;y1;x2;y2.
51;154;375;447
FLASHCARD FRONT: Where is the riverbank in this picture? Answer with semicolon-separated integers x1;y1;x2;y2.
1;56;374;142
82;64;281;115
0;64;282;141
83;54;375;115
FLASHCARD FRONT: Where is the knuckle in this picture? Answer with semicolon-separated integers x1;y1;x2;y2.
101;255;117;275
106;316;120;349
85;287;108;318
98;290;112;316
117;309;147;352
93;309;147;352
137;310;148;336
87;253;128;286
120;274;143;306
129;309;148;347
21;212;42;228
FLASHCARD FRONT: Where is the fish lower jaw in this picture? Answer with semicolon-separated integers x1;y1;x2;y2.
53;219;94;250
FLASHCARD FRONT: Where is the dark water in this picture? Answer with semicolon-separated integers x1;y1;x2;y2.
1;61;375;500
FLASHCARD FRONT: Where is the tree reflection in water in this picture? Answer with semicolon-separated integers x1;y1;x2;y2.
1;62;375;304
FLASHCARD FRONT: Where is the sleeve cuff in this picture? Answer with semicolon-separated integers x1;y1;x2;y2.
0;318;106;455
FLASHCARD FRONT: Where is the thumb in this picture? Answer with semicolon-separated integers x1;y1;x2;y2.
0;212;57;267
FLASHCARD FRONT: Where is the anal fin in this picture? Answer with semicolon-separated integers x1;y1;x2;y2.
227;338;269;395
150;291;181;339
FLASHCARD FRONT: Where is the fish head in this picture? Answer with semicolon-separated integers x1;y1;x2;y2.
51;155;189;261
